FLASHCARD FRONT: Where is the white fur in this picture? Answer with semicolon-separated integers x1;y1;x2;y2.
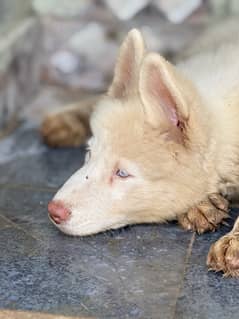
51;22;239;236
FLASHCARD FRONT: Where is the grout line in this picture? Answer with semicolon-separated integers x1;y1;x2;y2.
172;232;196;319
0;183;58;193
0;212;45;243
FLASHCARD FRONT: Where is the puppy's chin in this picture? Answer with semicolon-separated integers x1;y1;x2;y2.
54;218;129;237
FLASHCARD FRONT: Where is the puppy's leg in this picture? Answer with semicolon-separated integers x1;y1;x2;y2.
207;216;239;277
178;193;229;234
41;96;99;147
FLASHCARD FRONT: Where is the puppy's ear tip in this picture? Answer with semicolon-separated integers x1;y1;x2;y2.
108;28;145;98
126;28;145;48
127;28;142;38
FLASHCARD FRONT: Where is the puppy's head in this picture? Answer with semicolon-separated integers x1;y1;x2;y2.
48;29;207;236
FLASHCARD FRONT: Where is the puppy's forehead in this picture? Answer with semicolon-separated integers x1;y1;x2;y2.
90;97;144;143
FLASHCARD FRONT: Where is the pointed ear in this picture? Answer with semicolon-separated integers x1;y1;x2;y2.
108;29;145;98
139;53;189;130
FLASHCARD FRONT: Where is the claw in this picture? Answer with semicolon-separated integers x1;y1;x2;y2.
207;232;239;277
178;194;229;234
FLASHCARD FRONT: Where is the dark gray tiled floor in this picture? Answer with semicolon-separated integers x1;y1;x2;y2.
0;124;238;319
175;210;239;319
0;124;85;188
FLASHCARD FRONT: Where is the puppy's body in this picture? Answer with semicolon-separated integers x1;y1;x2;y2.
178;39;239;198
43;20;239;276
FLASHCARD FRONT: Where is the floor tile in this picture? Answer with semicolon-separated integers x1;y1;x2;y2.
0;188;56;242
0;190;192;319
0;124;86;188
174;209;239;319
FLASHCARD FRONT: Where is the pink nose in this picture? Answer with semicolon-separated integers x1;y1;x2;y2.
48;200;71;224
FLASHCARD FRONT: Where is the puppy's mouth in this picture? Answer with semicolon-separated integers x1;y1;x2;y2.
48;213;59;225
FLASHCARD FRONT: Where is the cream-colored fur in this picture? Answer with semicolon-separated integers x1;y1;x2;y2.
49;22;239;239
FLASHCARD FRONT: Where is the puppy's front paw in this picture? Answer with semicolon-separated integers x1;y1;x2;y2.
207;233;239;277
41;111;90;147
178;194;229;234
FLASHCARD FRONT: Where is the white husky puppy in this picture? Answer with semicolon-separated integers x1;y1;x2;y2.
42;20;239;277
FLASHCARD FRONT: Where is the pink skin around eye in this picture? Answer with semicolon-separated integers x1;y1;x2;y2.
109;162;121;185
109;175;114;186
109;164;116;185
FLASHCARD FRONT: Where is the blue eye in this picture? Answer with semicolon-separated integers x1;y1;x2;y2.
116;169;129;178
